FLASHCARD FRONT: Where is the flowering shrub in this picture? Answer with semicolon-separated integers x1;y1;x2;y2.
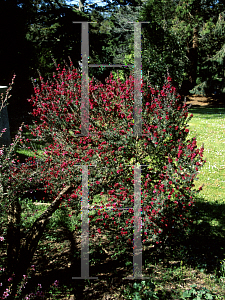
0;61;206;298
26;60;205;246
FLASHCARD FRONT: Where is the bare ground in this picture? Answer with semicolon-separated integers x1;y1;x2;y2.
183;93;225;108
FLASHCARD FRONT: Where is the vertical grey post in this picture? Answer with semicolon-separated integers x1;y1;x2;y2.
81;165;89;277
133;23;142;138
81;22;89;136
133;164;142;277
72;164;98;279
73;22;97;137
0;86;11;147
132;24;142;277
124;164;150;280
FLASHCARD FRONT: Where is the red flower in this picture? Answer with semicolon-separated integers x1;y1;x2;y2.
178;150;182;158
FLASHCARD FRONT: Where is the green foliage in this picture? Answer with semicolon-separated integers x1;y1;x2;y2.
182;285;217;300
124;280;159;300
217;259;225;279
49;204;80;234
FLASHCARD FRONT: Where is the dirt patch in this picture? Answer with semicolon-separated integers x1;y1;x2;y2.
183;94;225;108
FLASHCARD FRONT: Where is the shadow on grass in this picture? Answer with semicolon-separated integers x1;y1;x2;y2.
188;105;225;116
143;194;225;275
185;196;225;273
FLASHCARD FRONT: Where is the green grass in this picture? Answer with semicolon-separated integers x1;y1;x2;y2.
187;107;225;203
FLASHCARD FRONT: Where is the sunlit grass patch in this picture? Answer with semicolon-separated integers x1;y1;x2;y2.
188;107;225;203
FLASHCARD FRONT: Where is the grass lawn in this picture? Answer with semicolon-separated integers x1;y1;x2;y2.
3;104;225;299
188;106;225;201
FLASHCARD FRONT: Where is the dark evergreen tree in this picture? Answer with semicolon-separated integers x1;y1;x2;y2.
190;10;225;96
138;0;186;89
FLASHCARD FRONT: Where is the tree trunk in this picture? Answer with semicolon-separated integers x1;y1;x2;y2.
187;26;198;90
0;185;73;299
79;0;84;12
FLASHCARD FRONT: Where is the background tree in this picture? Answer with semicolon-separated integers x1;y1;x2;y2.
93;3;144;83
139;0;225;95
169;0;225;95
138;0;186;89
190;10;225;95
